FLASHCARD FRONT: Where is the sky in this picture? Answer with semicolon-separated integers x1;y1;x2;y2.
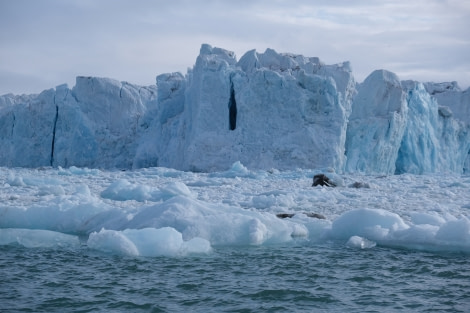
1;0;469;95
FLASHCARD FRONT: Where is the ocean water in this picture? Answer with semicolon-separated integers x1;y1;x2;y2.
1;165;470;311
1;242;469;312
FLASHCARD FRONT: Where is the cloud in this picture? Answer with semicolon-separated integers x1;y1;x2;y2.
0;0;469;95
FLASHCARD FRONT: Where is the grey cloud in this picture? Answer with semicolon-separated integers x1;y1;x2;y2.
0;0;469;94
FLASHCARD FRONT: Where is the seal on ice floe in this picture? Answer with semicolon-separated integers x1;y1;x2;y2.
276;212;326;220
303;212;326;219
348;181;370;188
276;213;295;219
312;174;336;187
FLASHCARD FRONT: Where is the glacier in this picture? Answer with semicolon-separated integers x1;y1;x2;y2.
0;43;469;174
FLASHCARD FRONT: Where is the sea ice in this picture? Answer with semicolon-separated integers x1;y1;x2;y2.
87;227;212;257
0;228;80;248
346;236;377;249
1;163;470;255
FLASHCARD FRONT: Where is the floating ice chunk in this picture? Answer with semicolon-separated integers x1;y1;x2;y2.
290;223;310;238
435;218;470;243
100;179;152;202
292;214;331;241
210;161;257;178
330;208;409;241
37;185;65;196
346;236;376;249
182;237;213;255
124;227;187;256
7;174;64;187
0;197;111;234
87;228;139;256
249;218;268;245
6;174;25;186
58;166;101;176
389;224;439;246
100;180;193;202
384;219;470;253
410;212;446;226
126;196;299;246
251;193;296;209
332;211;470;252
73;184;91;197
160;181;194;198
0;228;80;248
229;161;250;175
87;227;212;257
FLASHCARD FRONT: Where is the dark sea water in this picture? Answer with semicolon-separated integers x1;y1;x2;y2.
1;241;469;312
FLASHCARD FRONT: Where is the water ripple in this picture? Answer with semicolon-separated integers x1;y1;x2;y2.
1;243;469;312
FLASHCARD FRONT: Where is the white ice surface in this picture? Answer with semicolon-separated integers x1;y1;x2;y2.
1;164;470;256
0;228;80;248
87;227;212;257
346;236;377;249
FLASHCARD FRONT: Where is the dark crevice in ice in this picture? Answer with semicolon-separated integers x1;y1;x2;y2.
11;112;15;137
228;78;237;131
50;105;59;166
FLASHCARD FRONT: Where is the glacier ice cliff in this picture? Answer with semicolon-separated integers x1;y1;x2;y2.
0;44;469;174
345;70;408;174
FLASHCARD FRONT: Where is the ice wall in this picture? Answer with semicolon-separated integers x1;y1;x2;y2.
345;72;470;175
60;77;159;168
0;89;57;167
176;44;240;171
395;82;470;174
232;49;354;171
0;78;158;169
0;44;469;173
345;70;408;174
423;82;470;173
176;45;354;171
138;72;186;169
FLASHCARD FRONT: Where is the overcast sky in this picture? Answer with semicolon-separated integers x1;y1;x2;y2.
1;0;469;95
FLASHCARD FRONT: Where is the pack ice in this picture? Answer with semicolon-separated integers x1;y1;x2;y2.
0;44;469;174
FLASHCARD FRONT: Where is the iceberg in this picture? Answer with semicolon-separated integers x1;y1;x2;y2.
87;227;212;257
0;44;469;174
